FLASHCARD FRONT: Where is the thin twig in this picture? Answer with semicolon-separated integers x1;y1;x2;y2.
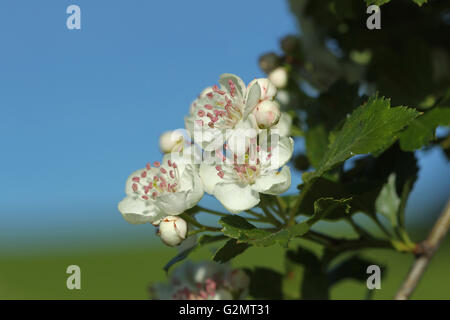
260;204;283;227
245;210;267;220
302;230;392;252
394;199;450;300
196;206;227;216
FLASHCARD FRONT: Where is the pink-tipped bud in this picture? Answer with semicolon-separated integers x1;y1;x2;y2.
158;216;188;247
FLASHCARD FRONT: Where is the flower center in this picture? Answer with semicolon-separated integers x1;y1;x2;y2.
215;146;273;185
194;81;242;130
130;160;180;200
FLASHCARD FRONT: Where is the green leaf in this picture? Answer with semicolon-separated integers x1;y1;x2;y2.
219;198;350;248
399;107;450;151
218;215;305;248
248;267;283;299
412;0;428;6
286;247;329;299
327;254;385;287
305;125;328;168
365;0;391;6
213;238;250;263
303;95;419;182
293;179;355;220
375;173;401;228
163;234;226;272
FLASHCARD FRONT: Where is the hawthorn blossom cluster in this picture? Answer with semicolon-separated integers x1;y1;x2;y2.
118;73;294;247
149;261;250;300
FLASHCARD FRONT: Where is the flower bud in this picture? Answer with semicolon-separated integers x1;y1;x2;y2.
268;67;288;89
159;130;184;153
258;52;281;74
247;78;277;102
253;100;281;129
280;35;301;55
158;216;188;247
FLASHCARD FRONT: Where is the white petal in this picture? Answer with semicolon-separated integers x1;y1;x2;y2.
219;73;246;100
243;81;261;118
213;183;260;213
157;165;204;214
181;165;204;208
118;196;162;224
157;191;189;215
199;162;223;194
271;112;292;136
247;78;277;101
269;135;294;168
252;166;291;195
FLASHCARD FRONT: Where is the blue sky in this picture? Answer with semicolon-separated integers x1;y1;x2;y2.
0;1;448;252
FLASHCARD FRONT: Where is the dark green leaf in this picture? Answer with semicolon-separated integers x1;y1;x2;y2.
213;239;250;263
327;254;384;286
248;267;283;299
303;95;419;182
163;234;226;272
305;125;328;168
219;198;350;248
399;107;450;151
286;247;329;299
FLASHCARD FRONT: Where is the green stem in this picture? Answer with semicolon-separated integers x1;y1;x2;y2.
276;196;287;213
288;182;313;226
347;217;373;239
196;206;228;217
260;204;283;227
370;214;393;238
302;230;393;252
180;213;221;232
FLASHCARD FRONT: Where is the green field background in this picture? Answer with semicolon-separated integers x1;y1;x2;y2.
1;236;449;300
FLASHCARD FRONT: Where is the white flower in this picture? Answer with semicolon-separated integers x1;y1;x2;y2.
185;73;262;152
149;261;250;300
252;100;281;129
268;67;288;89
118;153;204;224
272;112;293;137
200;135;294;213
189;86;213;115
158;216;188;247
159;130;184;153
247;78;277;102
